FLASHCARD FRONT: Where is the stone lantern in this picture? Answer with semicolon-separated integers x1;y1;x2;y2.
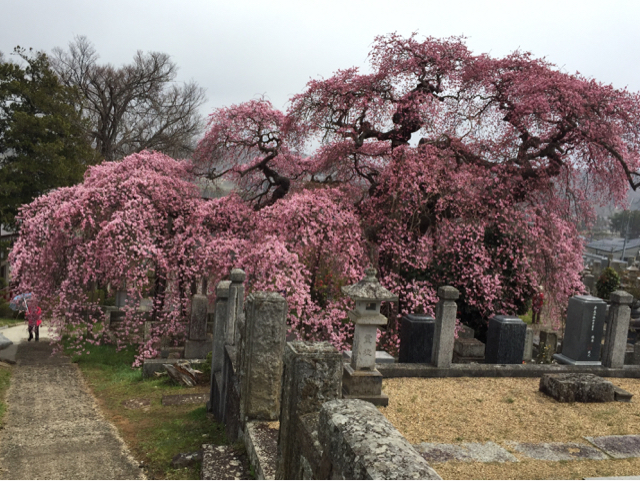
341;267;397;406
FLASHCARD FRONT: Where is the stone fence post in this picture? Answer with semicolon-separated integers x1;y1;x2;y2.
602;290;633;368
432;286;459;368
240;291;288;423
276;341;343;480
228;268;246;347
207;280;231;418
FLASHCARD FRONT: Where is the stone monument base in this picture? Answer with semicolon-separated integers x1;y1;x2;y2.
553;353;602;366
342;363;389;406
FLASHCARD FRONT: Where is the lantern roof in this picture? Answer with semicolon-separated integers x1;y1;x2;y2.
341;267;398;302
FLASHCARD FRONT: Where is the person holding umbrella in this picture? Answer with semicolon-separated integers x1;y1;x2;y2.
9;293;42;341
26;303;42;342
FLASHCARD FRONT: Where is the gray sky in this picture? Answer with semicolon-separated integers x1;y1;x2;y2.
1;0;639;119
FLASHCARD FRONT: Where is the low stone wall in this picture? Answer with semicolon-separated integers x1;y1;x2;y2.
292;399;440;480
378;363;640;379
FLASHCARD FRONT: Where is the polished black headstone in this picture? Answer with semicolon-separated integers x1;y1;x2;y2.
554;295;606;365
399;314;435;363
485;315;526;364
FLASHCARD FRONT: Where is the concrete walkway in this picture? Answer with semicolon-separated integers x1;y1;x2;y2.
0;326;144;480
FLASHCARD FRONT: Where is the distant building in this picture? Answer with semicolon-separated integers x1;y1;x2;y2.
585;237;640;264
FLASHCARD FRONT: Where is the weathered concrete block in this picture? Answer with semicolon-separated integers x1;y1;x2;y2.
240;291;287;422
454;338;485;358
539;373;615;402
276;341;343;480
318;399;441;479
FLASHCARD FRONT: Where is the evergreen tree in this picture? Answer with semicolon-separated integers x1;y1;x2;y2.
0;47;93;228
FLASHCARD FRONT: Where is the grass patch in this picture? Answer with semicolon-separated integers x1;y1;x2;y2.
66;341;226;480
0;364;11;425
0;317;25;328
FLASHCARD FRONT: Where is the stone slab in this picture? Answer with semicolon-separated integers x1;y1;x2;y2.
245;421;278;480
614;385;633;402
201;444;251;480
414;442;518;463
540;373;615;402
506;441;608;461
585;435;640;459
161;392;210;406
343;350;396;364
0;332;13;350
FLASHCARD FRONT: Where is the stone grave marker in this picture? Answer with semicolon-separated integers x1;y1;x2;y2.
554;295;606;365
399;314;435;363
485;315;526;364
184;292;211;359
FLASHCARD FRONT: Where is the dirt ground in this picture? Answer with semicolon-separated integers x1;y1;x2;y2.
380;377;640;479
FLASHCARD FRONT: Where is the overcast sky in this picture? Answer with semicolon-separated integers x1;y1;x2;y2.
1;0;639;119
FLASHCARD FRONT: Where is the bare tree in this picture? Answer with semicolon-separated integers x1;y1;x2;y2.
52;36;206;161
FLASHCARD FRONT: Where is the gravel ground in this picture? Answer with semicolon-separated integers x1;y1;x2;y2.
381;376;640;479
0;340;144;480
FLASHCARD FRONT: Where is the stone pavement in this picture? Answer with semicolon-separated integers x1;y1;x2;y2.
415;436;640;464
0;334;144;480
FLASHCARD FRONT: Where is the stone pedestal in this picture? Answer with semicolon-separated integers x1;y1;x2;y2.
452;338;485;363
342;364;388;406
399;314;435;363
602;290;633;368
485;315;526;364
432;286;459;368
554;295;606;365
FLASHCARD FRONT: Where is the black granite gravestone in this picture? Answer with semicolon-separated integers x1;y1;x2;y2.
554;295;606;365
399;314;435;363
485;315;527;364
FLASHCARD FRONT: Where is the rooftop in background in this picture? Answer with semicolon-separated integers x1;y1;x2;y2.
586;238;640;253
